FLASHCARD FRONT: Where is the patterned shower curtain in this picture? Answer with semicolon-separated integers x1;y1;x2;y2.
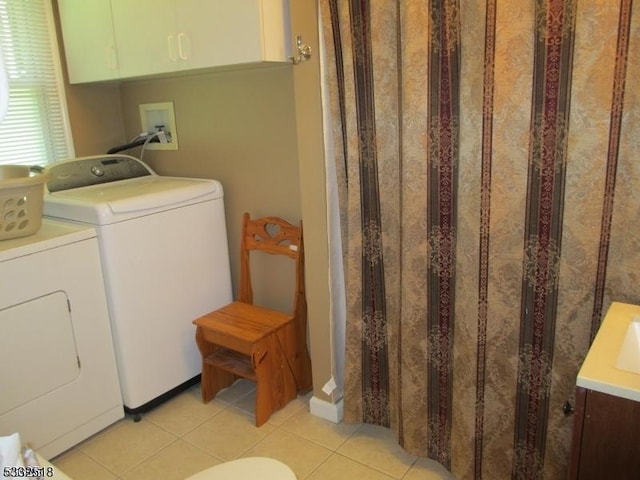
320;0;638;479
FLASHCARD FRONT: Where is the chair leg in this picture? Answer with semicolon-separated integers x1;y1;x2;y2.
195;327;235;403
253;334;297;427
253;336;274;427
280;322;312;393
293;341;313;394
254;383;271;427
201;362;236;403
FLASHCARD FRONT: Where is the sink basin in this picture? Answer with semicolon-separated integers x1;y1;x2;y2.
616;316;640;374
577;303;640;402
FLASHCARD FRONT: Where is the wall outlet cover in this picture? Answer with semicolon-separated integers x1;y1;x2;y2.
139;101;178;150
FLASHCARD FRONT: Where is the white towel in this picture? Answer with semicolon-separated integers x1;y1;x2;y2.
0;432;25;469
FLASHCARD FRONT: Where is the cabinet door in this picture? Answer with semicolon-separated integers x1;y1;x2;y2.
110;0;176;78
173;0;291;72
175;0;264;71
58;0;119;83
257;0;291;62
569;388;640;480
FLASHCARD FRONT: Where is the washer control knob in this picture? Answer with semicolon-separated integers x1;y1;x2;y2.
91;165;105;177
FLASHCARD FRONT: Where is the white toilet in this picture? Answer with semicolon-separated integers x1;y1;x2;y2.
185;457;296;480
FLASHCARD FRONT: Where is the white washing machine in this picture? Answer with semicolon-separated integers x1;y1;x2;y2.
0;219;123;458
43;155;233;416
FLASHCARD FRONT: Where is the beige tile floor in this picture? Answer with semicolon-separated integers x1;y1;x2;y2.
52;380;456;480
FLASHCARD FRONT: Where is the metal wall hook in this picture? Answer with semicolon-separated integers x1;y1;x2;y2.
291;35;312;65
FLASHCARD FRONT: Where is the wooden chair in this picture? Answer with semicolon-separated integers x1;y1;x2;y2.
193;213;312;426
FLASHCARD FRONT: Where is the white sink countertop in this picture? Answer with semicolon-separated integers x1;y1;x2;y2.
577;302;640;402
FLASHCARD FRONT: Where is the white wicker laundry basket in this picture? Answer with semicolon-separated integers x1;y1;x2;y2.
0;165;48;240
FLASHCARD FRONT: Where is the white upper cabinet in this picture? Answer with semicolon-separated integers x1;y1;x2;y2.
174;0;291;71
58;0;292;84
58;0;119;83
109;0;175;79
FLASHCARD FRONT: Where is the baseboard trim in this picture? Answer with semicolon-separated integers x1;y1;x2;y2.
309;395;344;423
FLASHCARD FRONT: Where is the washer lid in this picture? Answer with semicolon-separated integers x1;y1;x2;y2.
44;176;224;225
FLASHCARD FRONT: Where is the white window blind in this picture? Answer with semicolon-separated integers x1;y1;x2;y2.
0;0;72;166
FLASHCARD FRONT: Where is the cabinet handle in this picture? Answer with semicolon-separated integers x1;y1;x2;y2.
178;33;190;60
167;35;178;62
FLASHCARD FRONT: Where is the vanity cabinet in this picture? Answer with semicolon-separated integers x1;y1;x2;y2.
57;0;291;84
568;387;640;479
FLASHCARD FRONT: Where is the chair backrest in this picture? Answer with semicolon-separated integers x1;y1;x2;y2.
238;213;306;321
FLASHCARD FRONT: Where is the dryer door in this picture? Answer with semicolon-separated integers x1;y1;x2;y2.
0;291;79;415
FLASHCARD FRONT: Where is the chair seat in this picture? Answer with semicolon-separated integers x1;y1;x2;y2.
194;302;294;355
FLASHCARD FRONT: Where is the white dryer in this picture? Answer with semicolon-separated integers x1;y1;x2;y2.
0;219;123;458
43;155;233;417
